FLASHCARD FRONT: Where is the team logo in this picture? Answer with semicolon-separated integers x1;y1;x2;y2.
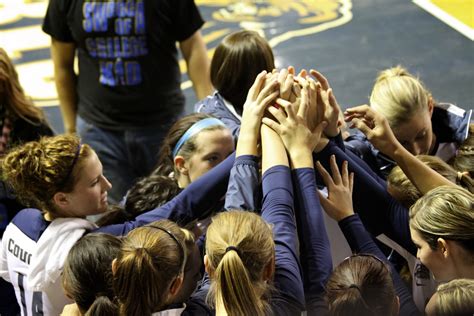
0;0;352;107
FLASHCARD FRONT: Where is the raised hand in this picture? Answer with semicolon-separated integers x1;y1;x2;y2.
310;69;343;137
316;155;355;221
262;85;327;168
344;104;400;157
237;70;279;156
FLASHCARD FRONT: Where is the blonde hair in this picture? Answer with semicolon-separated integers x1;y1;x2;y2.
388;155;474;208
409;186;474;253
435;279;474;315
370;66;432;129
113;220;193;316
1;135;92;213
205;211;274;316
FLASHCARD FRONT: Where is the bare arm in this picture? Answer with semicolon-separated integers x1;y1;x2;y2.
51;38;77;134
179;30;213;100
345;105;454;194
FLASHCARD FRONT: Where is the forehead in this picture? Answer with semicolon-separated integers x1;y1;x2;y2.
193;128;233;149
75;151;101;182
393;110;431;141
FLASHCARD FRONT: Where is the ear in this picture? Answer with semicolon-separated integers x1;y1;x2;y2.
174;155;188;175
111;258;118;276
437;238;449;258
169;274;183;296
428;97;434;117
262;255;275;282
53;192;69;208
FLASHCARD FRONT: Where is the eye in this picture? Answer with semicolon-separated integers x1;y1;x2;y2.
416;131;427;140
206;155;219;163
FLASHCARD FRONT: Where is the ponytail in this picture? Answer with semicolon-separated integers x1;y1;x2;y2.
214;250;266;316
85;296;118;316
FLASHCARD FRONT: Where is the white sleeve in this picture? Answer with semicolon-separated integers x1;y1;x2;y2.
0;235;11;282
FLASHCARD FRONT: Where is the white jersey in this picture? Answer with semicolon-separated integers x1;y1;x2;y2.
0;209;96;316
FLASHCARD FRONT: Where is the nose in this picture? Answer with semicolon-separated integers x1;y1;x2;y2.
101;175;113;190
405;142;421;155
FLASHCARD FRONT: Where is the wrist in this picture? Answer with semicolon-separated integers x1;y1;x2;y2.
289;148;313;169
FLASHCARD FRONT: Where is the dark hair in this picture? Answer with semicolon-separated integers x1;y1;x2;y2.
325;255;397;316
211;30;274;113
62;233;121;315
96;175;181;227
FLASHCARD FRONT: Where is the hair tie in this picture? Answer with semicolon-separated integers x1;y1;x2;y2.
172;118;226;158
349;284;361;292
225;246;240;257
60;143;82;186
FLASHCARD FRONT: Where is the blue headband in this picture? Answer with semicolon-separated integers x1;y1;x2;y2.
172;118;226;158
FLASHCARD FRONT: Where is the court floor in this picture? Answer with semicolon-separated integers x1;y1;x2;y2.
0;0;472;133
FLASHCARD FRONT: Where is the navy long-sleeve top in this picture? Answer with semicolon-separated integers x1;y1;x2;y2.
339;214;421;315
292;168;332;314
314;140;416;256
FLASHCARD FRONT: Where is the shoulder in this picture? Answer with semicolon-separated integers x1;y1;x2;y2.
433;103;472;143
11;208;49;242
194;93;226;114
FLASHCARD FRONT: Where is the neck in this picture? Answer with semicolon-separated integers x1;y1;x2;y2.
177;175;190;189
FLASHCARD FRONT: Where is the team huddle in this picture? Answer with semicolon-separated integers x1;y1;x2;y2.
0;0;473;315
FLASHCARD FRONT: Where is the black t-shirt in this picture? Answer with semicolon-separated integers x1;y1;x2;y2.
43;0;204;129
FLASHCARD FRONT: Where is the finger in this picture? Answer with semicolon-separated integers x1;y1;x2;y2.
278;68;288;85
262;117;282;135
247;70;267;101
267;104;287;124
350;117;374;137
288;66;295;75
328;89;341;113
310;69;330;90
292;82;301;98
283;74;294;95
275;98;294;119
341;160;349;188
298;69;307;78
349;172;354;193
256;79;279;105
343;104;375;119
317;190;331;212
316;160;334;188
297;85;309;117
329;155;342;185
260;90;280;109
285;100;297;120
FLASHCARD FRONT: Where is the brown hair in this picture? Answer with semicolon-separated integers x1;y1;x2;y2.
325;255;397;316
211;30;275;113
205;211;274;316
452;123;474;178
154;113;226;178
1;135;92;214
62;233;121;315
113;220;193;315
387;155;474;208
0;48;48;124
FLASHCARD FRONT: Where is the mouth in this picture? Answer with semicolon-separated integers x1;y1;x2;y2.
101;193;108;204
